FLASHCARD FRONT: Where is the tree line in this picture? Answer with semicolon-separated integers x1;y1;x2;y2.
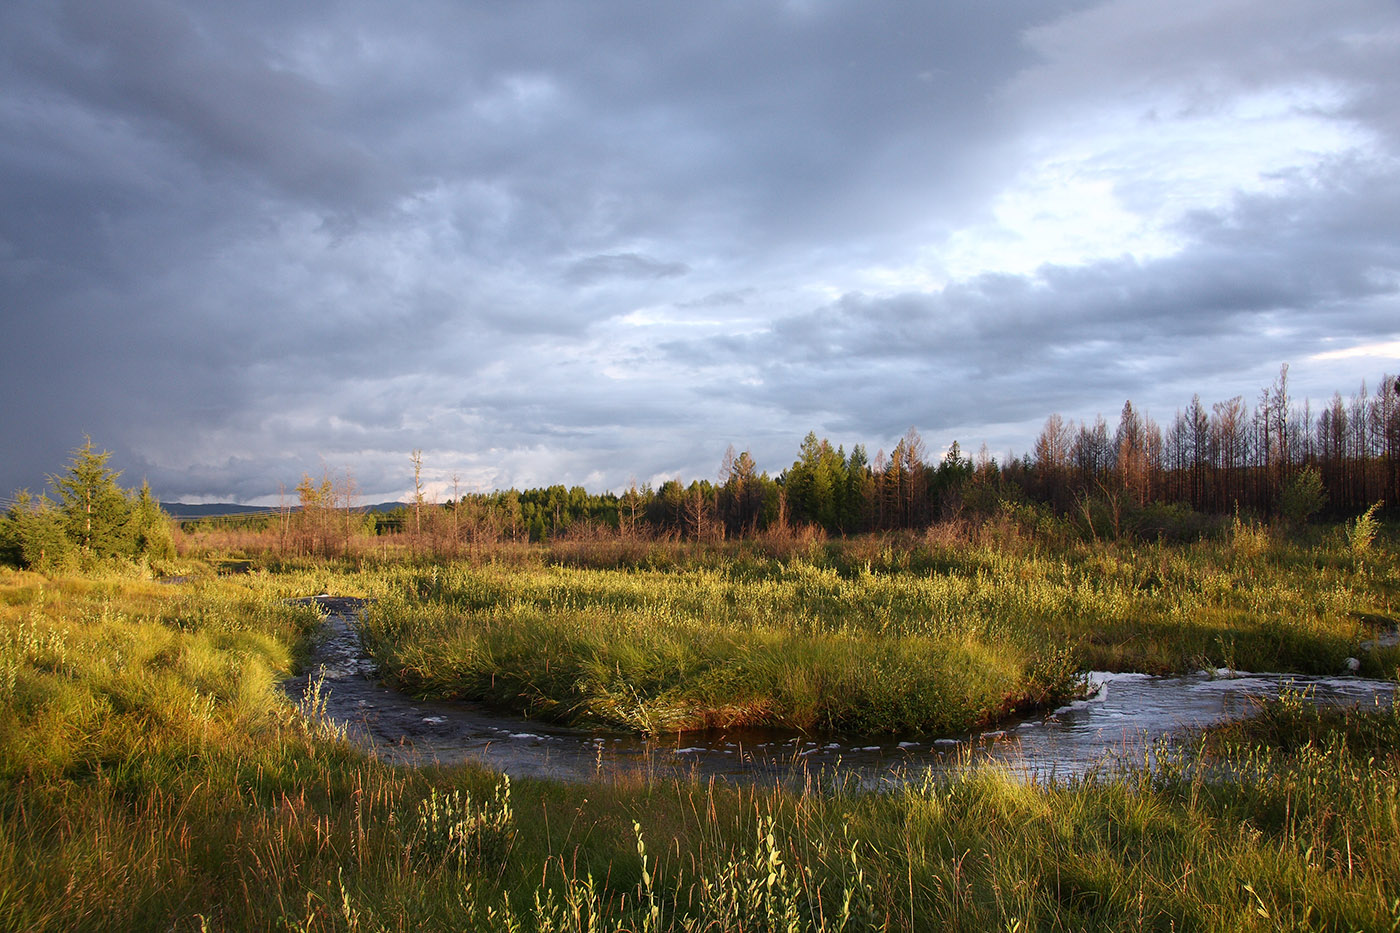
1024;366;1399;531
364;365;1398;549
8;366;1396;566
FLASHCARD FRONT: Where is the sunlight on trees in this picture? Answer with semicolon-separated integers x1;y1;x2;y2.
52;364;1398;563
1;438;175;570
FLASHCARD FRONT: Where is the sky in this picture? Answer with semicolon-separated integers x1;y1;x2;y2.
2;0;1399;505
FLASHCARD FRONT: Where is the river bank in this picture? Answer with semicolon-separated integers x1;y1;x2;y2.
347;532;1399;742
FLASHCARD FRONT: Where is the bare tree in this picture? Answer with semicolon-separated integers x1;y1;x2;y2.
276;482;292;555
1114;401;1155;507
1071;416;1111;485
1034;413;1073;507
451;473;462;559
294;470;334;555
620;478;644;539
410;449;425;552
1212;396;1248;512
683;483;716;541
337;468;359;557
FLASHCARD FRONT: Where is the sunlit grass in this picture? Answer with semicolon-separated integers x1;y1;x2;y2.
352;526;1398;736
0;525;1397;930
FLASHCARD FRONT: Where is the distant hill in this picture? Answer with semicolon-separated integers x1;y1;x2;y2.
163;503;279;520
165;502;407;520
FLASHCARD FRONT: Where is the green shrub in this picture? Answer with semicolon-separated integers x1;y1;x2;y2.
1278;467;1326;528
1349;501;1383;556
415;776;515;867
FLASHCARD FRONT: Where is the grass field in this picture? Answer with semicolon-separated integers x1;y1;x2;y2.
353;521;1399;735
2;521;1398;930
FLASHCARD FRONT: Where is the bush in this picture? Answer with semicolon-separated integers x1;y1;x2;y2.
1348;501;1383;556
0;491;74;572
1130;501;1221;543
415;777;515;866
1278;467;1326;528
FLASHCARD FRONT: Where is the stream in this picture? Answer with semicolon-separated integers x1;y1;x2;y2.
284;596;1398;788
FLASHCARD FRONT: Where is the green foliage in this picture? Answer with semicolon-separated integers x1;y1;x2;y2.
1129;499;1221;542
3;439;176;571
1;490;74;572
784;431;851;532
1278;466;1327;529
1230;509;1271;560
1349;501;1383;556
130;481;177;561
415;777;514;867
51;437;135;559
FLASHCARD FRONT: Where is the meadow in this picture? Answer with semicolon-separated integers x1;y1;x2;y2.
352;515;1399;736
1;518;1398;930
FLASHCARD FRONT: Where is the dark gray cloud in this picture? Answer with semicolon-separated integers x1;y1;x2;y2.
2;0;1397;502
564;253;690;285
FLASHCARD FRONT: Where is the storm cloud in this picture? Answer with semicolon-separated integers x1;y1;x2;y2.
2;0;1397;502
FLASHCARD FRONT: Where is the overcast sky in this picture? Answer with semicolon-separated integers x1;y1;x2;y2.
3;0;1399;504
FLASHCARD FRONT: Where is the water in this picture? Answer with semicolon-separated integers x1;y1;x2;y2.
284;596;1397;787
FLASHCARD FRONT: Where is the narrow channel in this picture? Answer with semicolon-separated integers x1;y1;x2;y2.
284;596;1397;787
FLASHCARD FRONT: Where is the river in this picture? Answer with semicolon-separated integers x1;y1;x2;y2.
284;596;1397;788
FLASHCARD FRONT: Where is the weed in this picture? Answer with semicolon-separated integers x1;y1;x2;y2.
415;776;515;867
1349;501;1384;557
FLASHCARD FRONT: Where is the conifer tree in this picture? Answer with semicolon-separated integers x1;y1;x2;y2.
130;481;176;561
51;437;134;559
2;490;73;571
844;444;873;532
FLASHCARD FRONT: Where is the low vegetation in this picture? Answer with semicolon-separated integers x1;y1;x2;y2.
350;517;1398;736
2;558;1400;931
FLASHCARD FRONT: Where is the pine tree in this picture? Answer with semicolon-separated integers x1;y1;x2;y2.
130;481;176;561
844;445;873;532
51;437;134;560
3;490;74;571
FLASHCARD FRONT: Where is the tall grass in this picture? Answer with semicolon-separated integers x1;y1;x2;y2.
354;524;1398;736
2;526;1398;930
355;560;1082;735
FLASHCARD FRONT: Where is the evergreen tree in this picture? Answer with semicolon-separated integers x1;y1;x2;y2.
51;438;134;559
844;444;873;532
3;440;177;570
783;432;849;532
650;480;688;532
2;490;74;571
719;447;764;535
131;481;177;561
932;440;974;515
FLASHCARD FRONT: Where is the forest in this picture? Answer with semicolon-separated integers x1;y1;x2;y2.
160;366;1400;560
